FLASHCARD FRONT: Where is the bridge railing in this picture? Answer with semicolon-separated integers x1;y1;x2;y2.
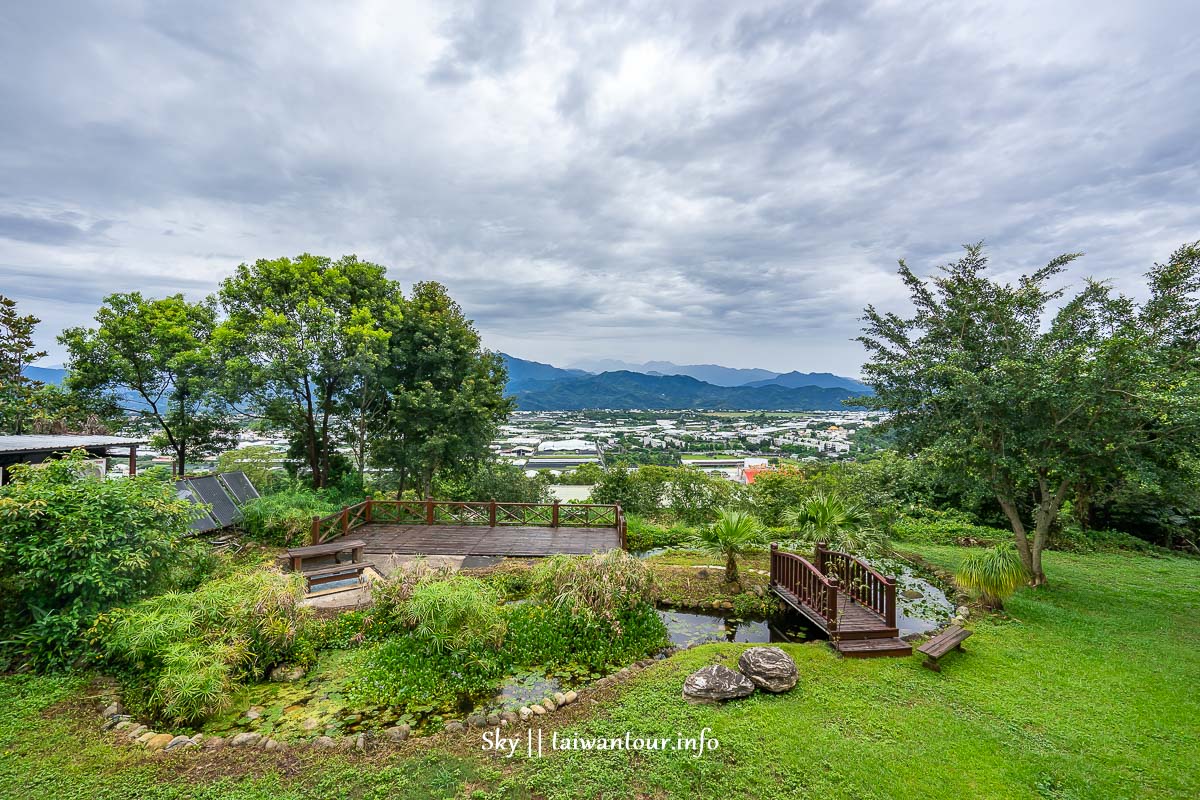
769;543;840;632
310;498;625;546
815;543;897;629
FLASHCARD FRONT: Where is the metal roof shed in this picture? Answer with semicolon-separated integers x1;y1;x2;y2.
0;435;148;485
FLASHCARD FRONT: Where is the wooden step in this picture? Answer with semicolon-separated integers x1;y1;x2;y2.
835;637;912;658
834;626;901;640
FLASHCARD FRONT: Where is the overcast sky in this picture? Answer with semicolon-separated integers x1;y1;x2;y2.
2;1;1197;375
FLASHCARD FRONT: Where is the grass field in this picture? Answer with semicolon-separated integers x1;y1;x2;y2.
2;546;1196;799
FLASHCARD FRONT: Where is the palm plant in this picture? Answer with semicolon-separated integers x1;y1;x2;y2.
692;509;766;586
956;542;1027;609
783;492;887;556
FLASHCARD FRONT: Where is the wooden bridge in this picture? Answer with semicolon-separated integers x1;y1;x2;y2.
310;498;626;557
770;542;910;658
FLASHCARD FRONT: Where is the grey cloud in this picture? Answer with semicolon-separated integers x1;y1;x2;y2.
1;0;1198;372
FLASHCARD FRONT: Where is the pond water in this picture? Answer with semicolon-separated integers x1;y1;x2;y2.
657;609;813;647
887;562;955;636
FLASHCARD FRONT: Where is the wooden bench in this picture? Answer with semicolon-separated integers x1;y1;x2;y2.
301;561;375;592
917;624;972;671
285;538;366;574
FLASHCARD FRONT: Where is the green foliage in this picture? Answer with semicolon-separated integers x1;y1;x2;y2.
217;253;399;489
215;445;283;492
402;576;506;654
238;483;349;547
858;241;1200;584
347;633;506;711
529;550;655;632
955;543;1028;608
94;566;310;723
60;292;236;473
0;453;197;668
891;509;1009;547
591;467;659;513
504;601;667;673
783;492;889;556
433;459;551;503
0;294;48;435
691;509;766;584
624;514;696;552
372;281;513;497
749;466;808;525
556;461;604;485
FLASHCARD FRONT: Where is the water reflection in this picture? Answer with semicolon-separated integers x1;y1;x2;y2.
657;609;812;647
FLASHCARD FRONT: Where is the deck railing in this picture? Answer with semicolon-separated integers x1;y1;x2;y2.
769;543;840;632
310;498;626;547
815;543;897;629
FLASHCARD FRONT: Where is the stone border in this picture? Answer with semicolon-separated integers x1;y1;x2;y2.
95;656;668;755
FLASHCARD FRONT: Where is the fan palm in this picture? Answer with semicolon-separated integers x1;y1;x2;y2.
783;492;887;556
692;509;766;586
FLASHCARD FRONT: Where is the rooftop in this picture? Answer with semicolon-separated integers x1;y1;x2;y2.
0;435;148;455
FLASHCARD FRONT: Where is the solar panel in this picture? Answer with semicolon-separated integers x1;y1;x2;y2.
188;474;242;528
176;479;219;533
219;471;260;504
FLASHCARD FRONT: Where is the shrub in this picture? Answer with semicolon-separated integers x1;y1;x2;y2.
691;509;766;585
347;633;506;711
238;483;345;546
94;566;310;723
956;543;1028;609
890;509;1008;547
624;514;695;552
0;452;197;669
504;601;667;674
529;550;655;633
402;576;506;654
749;467;809;525
434;460;552;503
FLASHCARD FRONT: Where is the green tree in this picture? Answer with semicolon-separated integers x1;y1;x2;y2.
217;254;399;489
60;293;236;474
373;282;512;497
215;444;283;491
858;242;1200;585
0;295;48;435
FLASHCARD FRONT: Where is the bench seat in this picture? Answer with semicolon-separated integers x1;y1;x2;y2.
301;561;375;592
917;624;972;671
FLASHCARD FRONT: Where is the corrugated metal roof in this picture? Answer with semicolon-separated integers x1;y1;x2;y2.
0;435;148;455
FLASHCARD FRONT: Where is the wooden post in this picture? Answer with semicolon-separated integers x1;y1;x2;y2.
770;542;778;586
425;497;435;525
826;575;840;633
310;515;321;545
127;446;137;476
341;506;349;536
884;576;897;629
552;499;560;528
616;503;625;549
815;541;827;574
489;499;497;527
365;495;373;523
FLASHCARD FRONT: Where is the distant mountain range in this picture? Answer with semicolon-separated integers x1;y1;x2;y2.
564;358;869;392
24;359;871;413
502;354;870;411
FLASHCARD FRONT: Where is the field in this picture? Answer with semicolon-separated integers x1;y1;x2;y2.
2;545;1197;800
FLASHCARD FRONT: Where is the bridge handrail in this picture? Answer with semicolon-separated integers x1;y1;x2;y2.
816;544;897;629
311;498;625;545
769;543;840;631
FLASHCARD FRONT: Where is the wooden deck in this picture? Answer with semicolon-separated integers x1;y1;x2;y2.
770;543;911;658
354;523;621;557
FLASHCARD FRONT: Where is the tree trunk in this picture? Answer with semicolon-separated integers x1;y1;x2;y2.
725;551;740;585
996;494;1035;576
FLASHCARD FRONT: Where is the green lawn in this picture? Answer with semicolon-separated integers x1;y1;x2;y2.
2;546;1197;799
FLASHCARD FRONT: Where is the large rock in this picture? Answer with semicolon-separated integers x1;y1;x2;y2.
681;665;754;702
737;647;798;693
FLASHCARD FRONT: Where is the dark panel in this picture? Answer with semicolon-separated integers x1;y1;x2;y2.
175;479;218;533
219;471;260;504
189;475;242;527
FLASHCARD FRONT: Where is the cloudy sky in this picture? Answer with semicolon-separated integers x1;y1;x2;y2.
2;0;1197;375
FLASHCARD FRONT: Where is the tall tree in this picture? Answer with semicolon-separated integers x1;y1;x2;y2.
60;293;235;473
857;242;1200;585
217;254;398;489
0;295;48;435
374;282;512;497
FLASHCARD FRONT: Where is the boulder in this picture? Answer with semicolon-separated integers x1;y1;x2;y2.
541;697;557;712
269;664;307;682
563;690;578;705
681;665;755;702
145;733;175;751
737;646;798;693
486;714;500;727
126;725;148;740
264;739;284;752
230;732;263;747
102;702;125;718
518;706;532;721
204;736;225;750
385;725;410;743
467;713;487;728
530;704;546;715
313;736;338;749
444;721;465;733
500;711;518;724
164;735;193;752
245;706;264;721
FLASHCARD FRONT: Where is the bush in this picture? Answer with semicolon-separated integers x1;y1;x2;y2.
402;576;506;654
94;566;310;723
782;492;889;557
434;460;552;503
624;514;695;552
529;550;655;633
239;482;349;546
890;509;1009;547
504;601;667;674
956;543;1027;609
691;509;766;585
0;452;197;669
